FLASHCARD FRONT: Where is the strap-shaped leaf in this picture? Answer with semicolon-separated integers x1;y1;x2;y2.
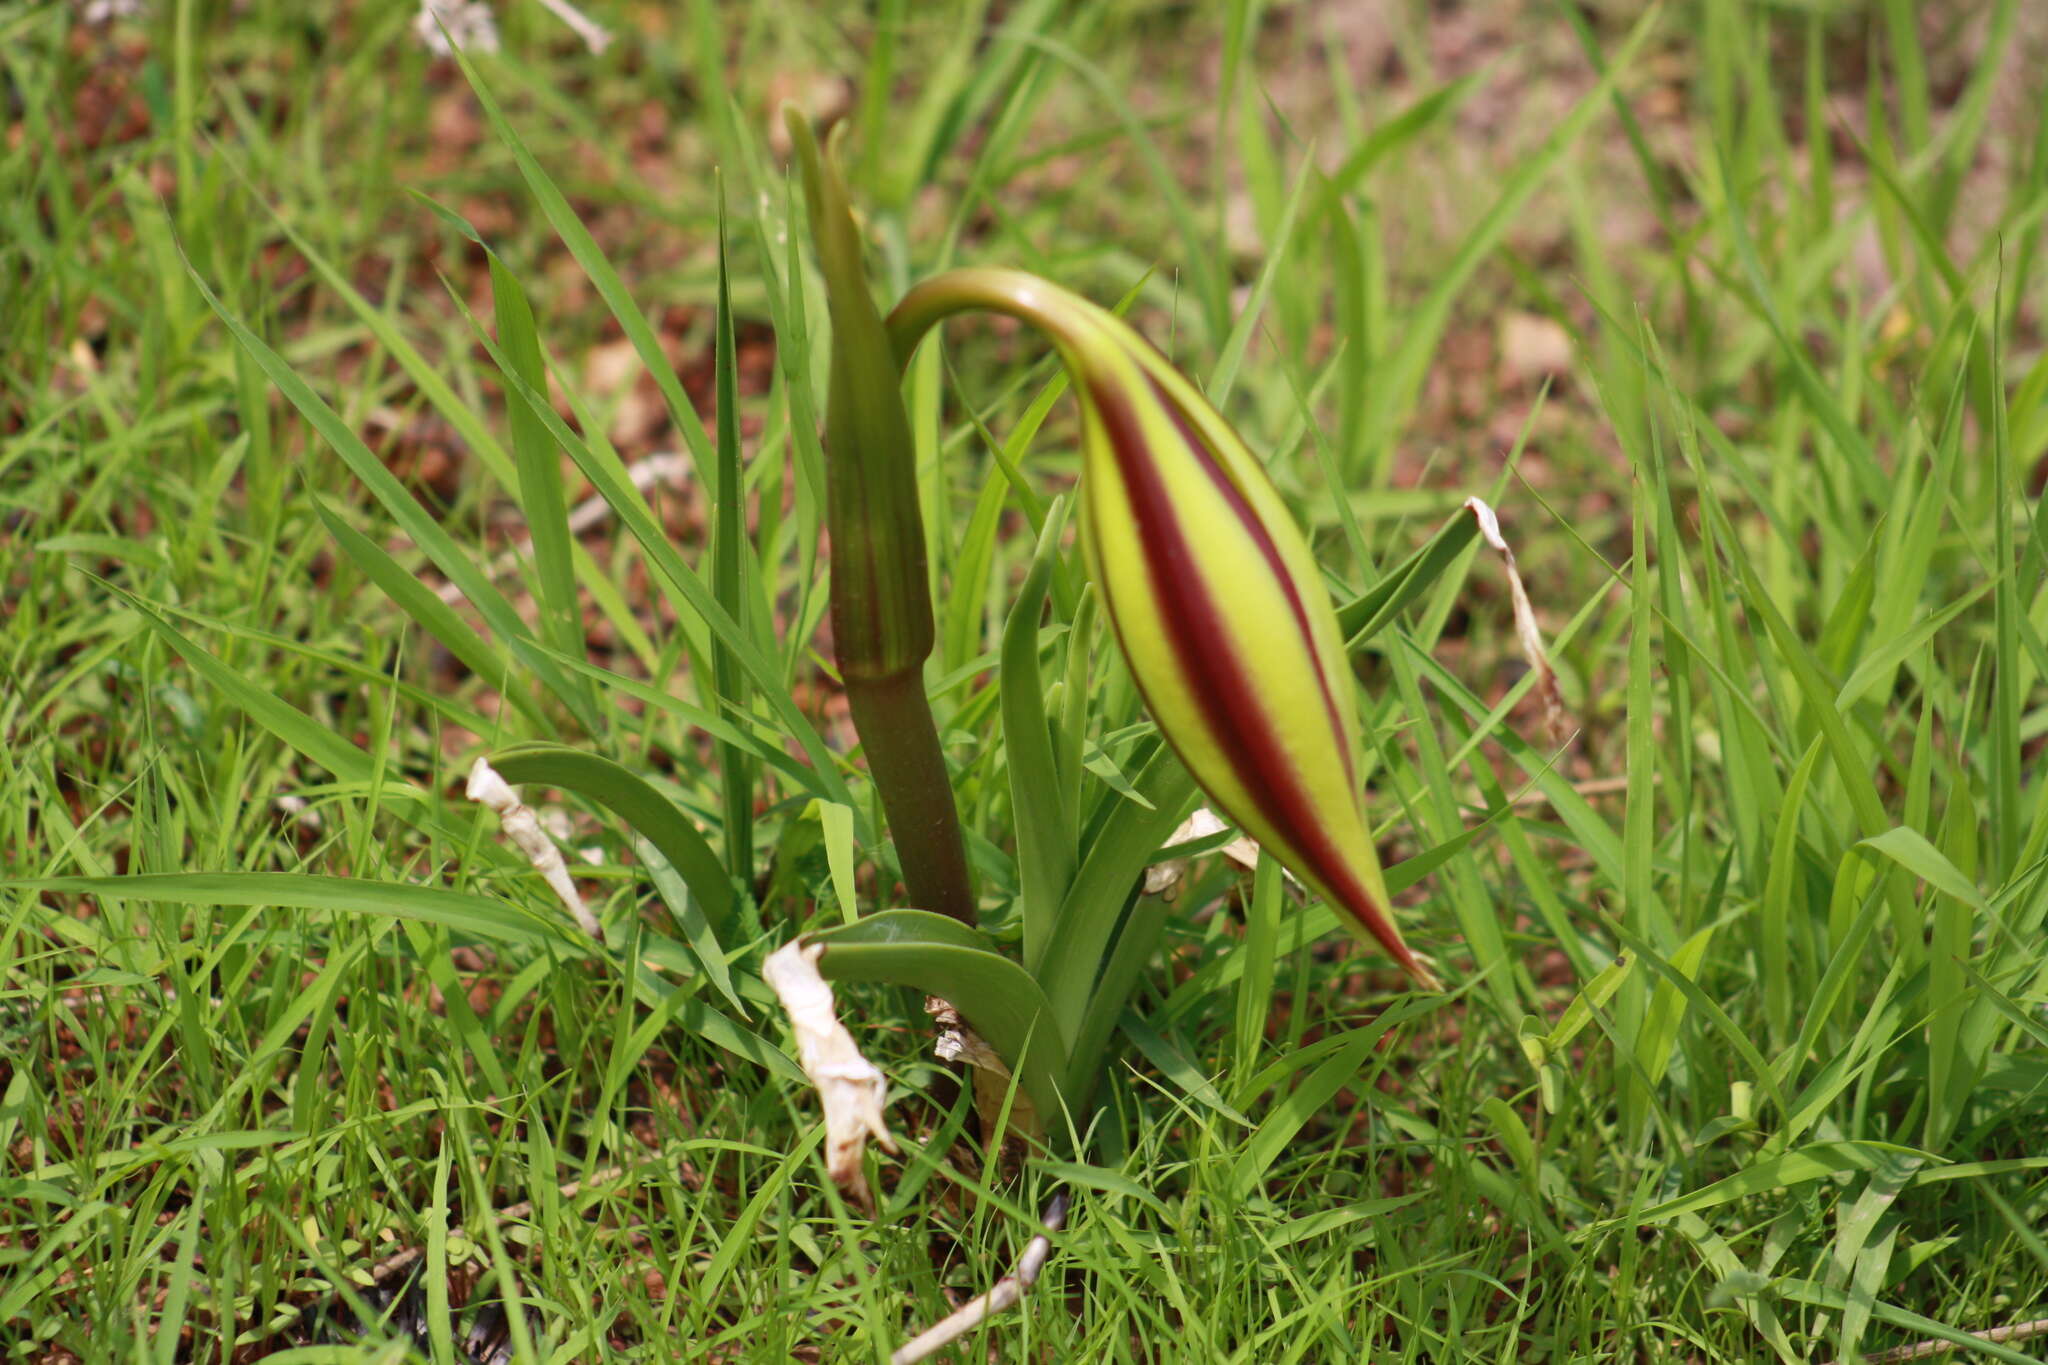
488;744;737;935
806;910;1070;1120
1061;901;1168;1108
1036;741;1198;1039
1334;509;1483;647
1006;499;1078;975
812;908;1002;955
10;874;583;952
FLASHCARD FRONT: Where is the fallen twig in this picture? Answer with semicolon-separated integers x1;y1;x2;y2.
1510;775;1640;806
1824;1316;2048;1365
534;0;611;53
890;1190;1071;1365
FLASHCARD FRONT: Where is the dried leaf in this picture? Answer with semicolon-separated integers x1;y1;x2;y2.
1465;497;1568;746
466;757;602;940
928;997;1039;1142
764;940;898;1212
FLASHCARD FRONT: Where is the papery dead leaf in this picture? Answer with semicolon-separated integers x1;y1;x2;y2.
765;940;898;1212
928;997;1040;1142
1146;807;1265;896
1465;497;1569;747
467;757;602;940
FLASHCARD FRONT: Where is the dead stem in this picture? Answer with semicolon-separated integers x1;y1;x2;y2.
1823;1316;2048;1365
890;1190;1071;1365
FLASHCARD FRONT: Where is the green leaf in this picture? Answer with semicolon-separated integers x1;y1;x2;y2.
1007;499;1078;975
1355;7;1657;479
10;874;583;951
710;183;755;887
1115;1009;1251;1127
786;112;933;679
1335;509;1483;647
812;907;1003;956
940;359;1066;670
1208;150;1314;406
1544;951;1634;1056
812;799;859;926
312;498;547;731
488;744;738;934
177;250;595;729
807;910;1069;1120
1607;917;1790;1127
1063;901;1169;1110
1038;741;1199;1040
447;40;715;483
1858;826;1988;915
438;274;856;811
636;852;747;1020
1326;76;1484;203
1603;1142;1935;1230
1712;135;1889;508
488;255;587;686
616;954;798;1085
1029;1158;1170;1218
1771;1278;2045;1365
119;589;395;794
1231;994;1441;1197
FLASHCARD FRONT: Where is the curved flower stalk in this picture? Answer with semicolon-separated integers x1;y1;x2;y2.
887;272;1440;991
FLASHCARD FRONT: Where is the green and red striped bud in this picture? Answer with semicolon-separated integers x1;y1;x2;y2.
891;270;1440;991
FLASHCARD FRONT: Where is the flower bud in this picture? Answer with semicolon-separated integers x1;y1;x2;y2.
893;269;1439;989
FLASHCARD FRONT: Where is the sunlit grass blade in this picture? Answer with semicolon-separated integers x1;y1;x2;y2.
710;186;756;889
488;254;589;696
10;874;584;952
179;250;597;731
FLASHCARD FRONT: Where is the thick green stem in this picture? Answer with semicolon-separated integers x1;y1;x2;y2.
811;272;1065;935
844;669;976;926
787;112;975;927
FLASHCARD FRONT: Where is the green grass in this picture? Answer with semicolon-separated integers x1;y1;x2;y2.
5;1;2048;1361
